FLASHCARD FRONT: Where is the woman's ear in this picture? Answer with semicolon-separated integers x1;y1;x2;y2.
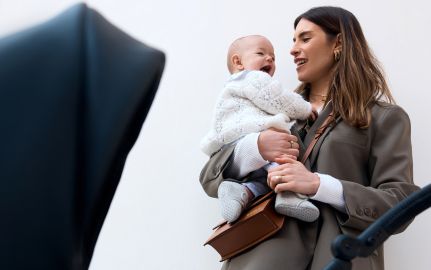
333;34;342;62
231;54;243;71
334;33;342;52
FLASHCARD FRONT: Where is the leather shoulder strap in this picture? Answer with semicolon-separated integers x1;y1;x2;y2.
300;112;334;164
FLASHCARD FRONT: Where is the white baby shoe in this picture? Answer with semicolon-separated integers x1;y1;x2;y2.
217;181;253;223
275;191;320;222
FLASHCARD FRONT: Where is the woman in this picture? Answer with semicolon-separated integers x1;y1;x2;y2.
200;6;419;270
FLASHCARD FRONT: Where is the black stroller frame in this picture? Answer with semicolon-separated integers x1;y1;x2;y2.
324;184;431;269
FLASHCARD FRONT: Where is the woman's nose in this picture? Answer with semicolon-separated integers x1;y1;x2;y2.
290;45;299;57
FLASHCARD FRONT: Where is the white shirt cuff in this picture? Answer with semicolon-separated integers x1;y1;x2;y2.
310;173;346;213
227;133;268;178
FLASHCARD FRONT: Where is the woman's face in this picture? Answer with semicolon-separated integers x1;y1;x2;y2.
290;19;338;87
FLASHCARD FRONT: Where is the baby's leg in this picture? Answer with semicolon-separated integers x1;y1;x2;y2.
242;181;270;198
275;191;319;222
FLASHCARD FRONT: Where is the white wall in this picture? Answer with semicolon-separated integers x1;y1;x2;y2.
1;0;430;269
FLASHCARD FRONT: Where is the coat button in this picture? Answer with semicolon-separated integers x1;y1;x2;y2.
364;208;372;216
372;211;378;218
356;208;364;216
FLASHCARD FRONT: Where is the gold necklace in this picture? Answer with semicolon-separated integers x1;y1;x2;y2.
310;93;328;102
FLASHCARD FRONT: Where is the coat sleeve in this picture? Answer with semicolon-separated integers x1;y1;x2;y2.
199;144;236;198
338;105;420;233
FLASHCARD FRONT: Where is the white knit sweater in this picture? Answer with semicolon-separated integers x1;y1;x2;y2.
201;70;312;156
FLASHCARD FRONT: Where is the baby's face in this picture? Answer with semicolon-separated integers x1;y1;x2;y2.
240;37;276;76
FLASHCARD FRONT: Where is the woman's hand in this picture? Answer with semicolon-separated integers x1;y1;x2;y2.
267;157;320;196
258;129;299;162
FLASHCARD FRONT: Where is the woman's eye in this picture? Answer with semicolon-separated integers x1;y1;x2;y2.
303;37;311;43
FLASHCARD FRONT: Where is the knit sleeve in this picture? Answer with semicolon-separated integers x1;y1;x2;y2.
241;71;312;120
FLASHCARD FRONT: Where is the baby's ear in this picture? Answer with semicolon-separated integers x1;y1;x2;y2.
231;54;243;71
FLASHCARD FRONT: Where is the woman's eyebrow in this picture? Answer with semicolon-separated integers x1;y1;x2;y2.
293;30;312;42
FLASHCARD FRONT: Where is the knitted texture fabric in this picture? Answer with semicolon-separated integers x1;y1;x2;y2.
201;70;311;156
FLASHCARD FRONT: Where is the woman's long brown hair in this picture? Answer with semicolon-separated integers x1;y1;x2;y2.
294;6;394;128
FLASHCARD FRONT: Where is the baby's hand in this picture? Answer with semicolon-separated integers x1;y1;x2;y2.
309;108;319;122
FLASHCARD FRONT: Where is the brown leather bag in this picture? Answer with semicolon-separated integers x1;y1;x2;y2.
204;191;282;261
204;112;335;261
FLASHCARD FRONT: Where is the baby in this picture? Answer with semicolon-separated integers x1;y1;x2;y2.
201;35;319;223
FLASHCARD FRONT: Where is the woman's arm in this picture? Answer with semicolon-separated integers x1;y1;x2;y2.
199;129;300;198
339;105;419;232
199;143;236;198
267;105;420;231
267;158;346;212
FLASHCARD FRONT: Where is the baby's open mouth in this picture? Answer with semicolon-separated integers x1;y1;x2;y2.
260;65;272;74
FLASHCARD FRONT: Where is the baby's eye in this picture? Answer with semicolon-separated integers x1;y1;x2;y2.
256;52;264;56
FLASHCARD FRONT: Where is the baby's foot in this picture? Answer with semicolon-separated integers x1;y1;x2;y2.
275;191;320;222
218;181;253;223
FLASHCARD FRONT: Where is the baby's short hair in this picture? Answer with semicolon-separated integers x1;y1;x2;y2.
226;35;267;74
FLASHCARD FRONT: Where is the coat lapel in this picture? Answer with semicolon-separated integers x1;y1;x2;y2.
291;124;311;169
308;115;341;168
302;102;339;168
291;123;306;156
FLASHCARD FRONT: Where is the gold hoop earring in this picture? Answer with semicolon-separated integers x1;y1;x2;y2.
334;50;341;62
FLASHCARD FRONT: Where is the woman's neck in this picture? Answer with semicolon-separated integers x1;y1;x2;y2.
309;79;330;105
